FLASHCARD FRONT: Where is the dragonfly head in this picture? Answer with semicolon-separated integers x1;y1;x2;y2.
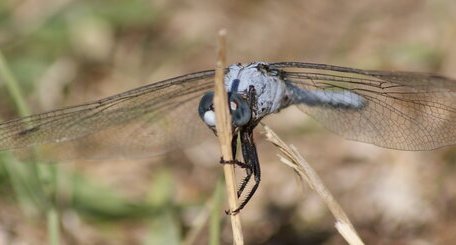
198;91;252;131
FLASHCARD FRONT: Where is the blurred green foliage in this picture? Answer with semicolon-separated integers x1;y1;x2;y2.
0;1;205;244
1;0;159;92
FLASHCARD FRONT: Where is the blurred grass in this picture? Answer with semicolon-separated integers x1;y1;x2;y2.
0;48;60;243
0;50;192;243
209;179;223;245
0;1;191;243
0;49;216;244
1;0;160;96
144;170;180;245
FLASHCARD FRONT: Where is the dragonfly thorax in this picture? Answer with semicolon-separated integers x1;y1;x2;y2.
224;62;288;119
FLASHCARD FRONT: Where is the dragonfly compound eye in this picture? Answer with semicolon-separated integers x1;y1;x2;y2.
198;91;216;127
229;93;251;127
198;92;251;128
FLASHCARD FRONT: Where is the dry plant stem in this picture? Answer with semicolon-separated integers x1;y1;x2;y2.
213;29;244;244
263;125;364;245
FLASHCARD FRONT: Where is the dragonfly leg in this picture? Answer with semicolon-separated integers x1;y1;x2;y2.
220;157;253;198
236;164;253;197
228;127;261;215
219;133;250;168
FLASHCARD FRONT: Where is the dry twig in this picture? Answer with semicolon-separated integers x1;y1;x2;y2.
263;125;364;245
213;29;244;245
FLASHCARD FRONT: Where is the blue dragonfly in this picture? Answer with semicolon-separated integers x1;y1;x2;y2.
1;62;455;212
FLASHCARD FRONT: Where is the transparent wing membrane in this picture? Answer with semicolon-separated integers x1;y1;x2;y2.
0;70;215;159
1;62;456;160
271;62;456;150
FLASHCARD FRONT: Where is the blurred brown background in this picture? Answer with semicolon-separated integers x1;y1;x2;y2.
1;0;456;244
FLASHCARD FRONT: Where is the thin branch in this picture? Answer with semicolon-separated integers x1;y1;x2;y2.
263;125;364;245
213;29;244;244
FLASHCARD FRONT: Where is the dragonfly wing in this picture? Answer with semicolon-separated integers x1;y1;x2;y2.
271;62;456;151
0;70;216;160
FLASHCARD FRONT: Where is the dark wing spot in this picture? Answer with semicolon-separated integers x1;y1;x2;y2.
17;126;40;136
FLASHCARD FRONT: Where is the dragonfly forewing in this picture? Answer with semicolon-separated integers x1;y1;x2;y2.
0;70;216;160
271;62;456;150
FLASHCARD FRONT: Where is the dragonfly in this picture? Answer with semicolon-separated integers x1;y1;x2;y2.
1;61;456;213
